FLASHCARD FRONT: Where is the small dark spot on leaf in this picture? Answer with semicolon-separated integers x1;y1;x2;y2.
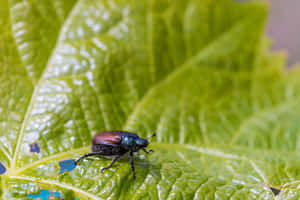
270;186;281;196
0;162;6;175
58;159;76;174
29;143;40;154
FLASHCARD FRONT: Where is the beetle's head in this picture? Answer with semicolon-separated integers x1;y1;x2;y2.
134;133;156;151
135;138;149;149
122;133;155;151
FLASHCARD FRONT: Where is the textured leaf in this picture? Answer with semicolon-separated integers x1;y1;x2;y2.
1;0;299;199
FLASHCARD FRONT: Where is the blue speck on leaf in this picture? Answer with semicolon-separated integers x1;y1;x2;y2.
29;143;40;153
0;162;6;175
28;189;80;200
58;159;76;174
54;191;63;198
27;189;51;200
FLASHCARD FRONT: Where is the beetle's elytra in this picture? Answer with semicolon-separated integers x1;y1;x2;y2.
75;131;155;178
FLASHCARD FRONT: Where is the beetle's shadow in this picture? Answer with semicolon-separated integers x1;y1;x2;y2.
126;153;161;178
134;161;161;180
81;153;161;178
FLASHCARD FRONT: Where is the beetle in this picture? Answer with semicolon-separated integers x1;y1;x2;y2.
75;131;155;178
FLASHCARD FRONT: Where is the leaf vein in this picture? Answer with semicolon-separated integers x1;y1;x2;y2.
230;96;300;145
10;0;81;171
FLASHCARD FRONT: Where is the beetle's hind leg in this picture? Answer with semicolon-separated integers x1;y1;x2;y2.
100;154;123;173
143;148;154;154
75;152;102;165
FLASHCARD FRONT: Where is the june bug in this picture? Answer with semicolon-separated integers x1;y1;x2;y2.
76;131;155;178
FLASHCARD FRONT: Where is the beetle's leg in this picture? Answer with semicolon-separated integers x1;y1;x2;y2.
129;151;136;179
143;148;154;154
100;154;122;173
75;152;102;165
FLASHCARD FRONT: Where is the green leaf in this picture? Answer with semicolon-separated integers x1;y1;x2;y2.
1;0;299;199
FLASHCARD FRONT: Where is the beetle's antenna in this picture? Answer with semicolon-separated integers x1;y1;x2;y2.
148;133;156;141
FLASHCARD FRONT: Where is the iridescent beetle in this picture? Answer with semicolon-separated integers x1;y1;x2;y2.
76;131;155;178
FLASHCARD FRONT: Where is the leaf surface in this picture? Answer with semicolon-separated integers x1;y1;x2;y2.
0;0;299;199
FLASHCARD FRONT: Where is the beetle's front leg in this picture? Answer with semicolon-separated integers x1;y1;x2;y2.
100;154;123;173
143;148;154;154
129;151;136;179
